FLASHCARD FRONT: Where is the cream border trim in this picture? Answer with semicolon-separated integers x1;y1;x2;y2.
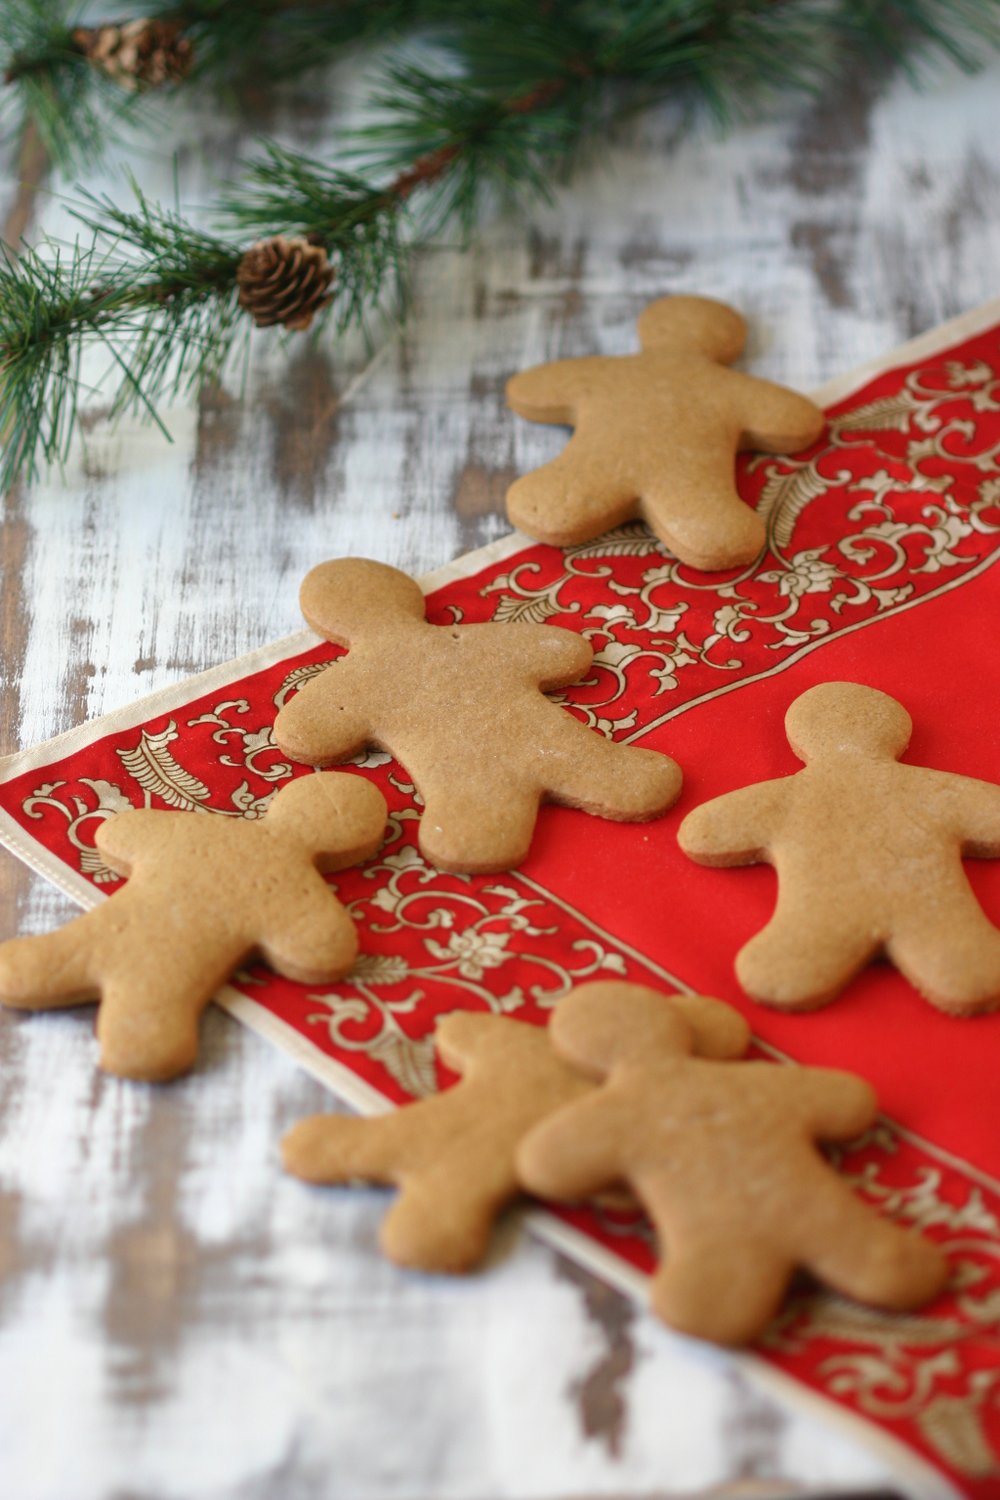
811;295;1000;410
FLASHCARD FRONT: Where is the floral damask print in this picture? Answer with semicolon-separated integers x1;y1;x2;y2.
22;778;134;882
761;1127;1000;1479
117;722;212;809
23;705;297;878
121;716;285;818
916;1377;1000;1479
187;699;293;784
304;811;629;1097
20;683;407;880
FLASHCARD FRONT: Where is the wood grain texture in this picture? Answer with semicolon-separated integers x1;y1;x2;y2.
3;45;1000;1499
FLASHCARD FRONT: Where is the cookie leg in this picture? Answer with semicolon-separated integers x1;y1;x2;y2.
641;456;764;573
381;1175;500;1273
0;919;100;1009
888;904;1000;1015
651;1236;791;1346
736;908;879;1010
802;1184;948;1311
506;439;638;548
418;781;541;873
96;970;208;1081
546;719;682;821
258;889;359;986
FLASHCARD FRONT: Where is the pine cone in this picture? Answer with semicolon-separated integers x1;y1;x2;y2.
235;236;335;332
72;19;194;91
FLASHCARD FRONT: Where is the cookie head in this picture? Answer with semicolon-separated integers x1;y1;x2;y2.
636;296;746;364
266;771;387;861
300;558;427;644
550;982;695;1079
785;682;912;764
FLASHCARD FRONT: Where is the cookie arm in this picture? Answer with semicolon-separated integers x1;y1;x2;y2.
273;666;372;766
257;881;359;985
506;358;606;424
517;1096;623;1202
726;370;825;453
435;1012;507;1075
678;781;789;866
949;775;1000;856
94;807;178;876
512;624;593;691
282;1111;407;1186
780;1065;878;1142
0;913;102;1010
284;1102;514;1273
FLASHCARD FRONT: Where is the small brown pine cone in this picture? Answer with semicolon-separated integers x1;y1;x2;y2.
72;19;194;91
235;236;335;332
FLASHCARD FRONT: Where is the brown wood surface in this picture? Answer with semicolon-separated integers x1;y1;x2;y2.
2;43;999;1500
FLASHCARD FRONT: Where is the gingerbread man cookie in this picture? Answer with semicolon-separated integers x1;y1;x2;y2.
506;295;824;571
273;558;681;872
282;983;750;1273
679;681;1000;1014
0;773;387;1081
517;985;947;1346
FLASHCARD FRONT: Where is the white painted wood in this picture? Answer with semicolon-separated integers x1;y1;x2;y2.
3;44;1000;1499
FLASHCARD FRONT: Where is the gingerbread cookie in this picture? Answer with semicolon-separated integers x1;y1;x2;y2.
505;295;824;571
273;558;681;873
517;985;947;1346
678;681;1000;1014
0;773;387;1081
282;982;750;1272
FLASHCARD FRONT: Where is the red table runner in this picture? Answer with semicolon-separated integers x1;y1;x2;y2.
3;303;1000;1498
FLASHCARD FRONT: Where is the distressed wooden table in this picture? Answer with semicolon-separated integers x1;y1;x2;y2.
2;45;999;1500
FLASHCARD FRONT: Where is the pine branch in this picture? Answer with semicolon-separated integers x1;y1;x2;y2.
836;0;1000;75
2;0;999;493
0;169;406;490
1;0;429;171
0;209;240;486
6;0;998;173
